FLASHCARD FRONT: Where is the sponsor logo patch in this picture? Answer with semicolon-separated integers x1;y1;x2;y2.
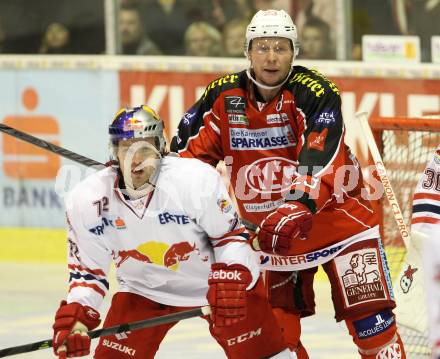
227;328;262;346
89;216;126;235
243;199;284;212
123;118;143;131
315;111;336;126
182;110;197;126
102;339;136;356
230;125;296;150
158;212;190;225
307;128;328;151
225;96;246;114
261;244;344;266
353;310;395;339
266;113;289;124
335;248;388;307
228;114;249;125
376;343;402;359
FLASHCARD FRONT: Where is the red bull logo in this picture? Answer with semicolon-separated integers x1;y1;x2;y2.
116;249;152;268
123;117;143;131
115;241;205;271
164;242;197;267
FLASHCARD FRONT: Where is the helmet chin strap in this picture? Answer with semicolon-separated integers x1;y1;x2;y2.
245;65;294;92
123;161;162;200
122;154;163;200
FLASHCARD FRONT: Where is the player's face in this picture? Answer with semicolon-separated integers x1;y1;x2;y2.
248;37;293;86
117;138;160;189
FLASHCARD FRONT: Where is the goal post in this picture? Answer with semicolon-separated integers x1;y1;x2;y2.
361;113;440;357
368;115;440;258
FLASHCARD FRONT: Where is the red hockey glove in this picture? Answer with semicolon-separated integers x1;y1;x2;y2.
207;263;253;327
52;300;101;358
257;202;313;255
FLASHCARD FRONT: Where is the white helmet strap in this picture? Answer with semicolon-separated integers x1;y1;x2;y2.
246;66;294;91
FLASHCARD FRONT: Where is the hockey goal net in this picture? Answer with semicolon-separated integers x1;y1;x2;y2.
369;115;440;357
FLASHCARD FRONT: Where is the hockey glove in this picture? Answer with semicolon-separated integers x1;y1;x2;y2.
207;263;252;327
52;300;101;358
257;202;313;255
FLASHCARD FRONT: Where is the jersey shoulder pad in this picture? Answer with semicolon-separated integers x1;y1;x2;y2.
162;156;219;181
202;70;247;104
66;167;115;208
286;65;340;103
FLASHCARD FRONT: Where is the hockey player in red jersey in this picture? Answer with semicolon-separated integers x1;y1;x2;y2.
412;145;440;358
172;9;406;359
51;105;290;359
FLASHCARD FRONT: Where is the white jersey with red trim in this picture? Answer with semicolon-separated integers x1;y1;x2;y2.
65;155;259;311
411;145;440;355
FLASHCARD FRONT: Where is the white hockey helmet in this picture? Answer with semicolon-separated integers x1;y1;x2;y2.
244;9;299;57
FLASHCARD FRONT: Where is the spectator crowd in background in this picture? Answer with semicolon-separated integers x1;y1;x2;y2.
0;0;438;61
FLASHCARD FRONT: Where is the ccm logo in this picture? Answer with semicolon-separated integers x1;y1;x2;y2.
209;270;242;281
227;327;262;346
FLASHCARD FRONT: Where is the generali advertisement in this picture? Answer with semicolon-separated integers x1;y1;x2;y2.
0;61;439;227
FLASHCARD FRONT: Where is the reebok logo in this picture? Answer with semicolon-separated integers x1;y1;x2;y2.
209;270;242;281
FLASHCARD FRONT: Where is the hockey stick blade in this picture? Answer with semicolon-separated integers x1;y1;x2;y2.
0;123;105;169
0;306;211;357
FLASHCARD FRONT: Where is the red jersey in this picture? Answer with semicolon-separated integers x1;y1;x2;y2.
172;66;378;257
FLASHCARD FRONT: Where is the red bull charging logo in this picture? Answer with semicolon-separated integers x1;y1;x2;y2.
115;241;207;270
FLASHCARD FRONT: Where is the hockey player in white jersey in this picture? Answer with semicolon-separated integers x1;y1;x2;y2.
51;105;290;359
411;145;440;359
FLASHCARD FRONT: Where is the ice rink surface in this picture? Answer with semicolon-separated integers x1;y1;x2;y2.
0;262;359;358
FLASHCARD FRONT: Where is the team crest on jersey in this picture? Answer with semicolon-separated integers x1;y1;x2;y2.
225;96;246;114
335;247;388;307
217;198;232;213
245;157;298;194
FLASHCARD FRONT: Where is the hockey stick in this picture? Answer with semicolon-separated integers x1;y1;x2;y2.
357;112;411;249
0;306;211;357
357;111;428;333
0;123;104;169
